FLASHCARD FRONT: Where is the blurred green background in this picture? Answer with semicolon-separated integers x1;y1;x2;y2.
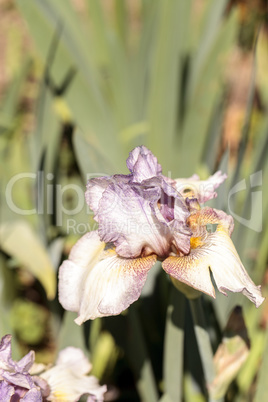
0;0;268;401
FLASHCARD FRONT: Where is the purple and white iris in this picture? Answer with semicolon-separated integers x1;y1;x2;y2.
0;335;106;402
58;146;264;324
0;334;45;401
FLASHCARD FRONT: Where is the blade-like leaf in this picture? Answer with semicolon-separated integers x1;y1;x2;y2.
0;220;56;299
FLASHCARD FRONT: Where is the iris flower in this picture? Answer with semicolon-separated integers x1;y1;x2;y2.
0;335;106;402
37;347;107;401
0;334;44;401
59;146;264;324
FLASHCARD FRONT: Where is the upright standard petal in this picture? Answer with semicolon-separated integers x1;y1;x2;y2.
85;174;130;220
163;208;264;307
85;146;162;218
175;171;227;203
58;231;157;323
126;145;162;182
97;182;173;258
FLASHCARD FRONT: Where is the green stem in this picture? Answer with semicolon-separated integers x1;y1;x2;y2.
189;297;222;402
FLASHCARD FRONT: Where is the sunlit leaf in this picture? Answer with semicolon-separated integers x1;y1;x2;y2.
0;220;56;299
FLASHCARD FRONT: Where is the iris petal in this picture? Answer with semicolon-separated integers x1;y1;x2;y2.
58;231;157;323
163;208;264;307
127;145;162;182
40;347;106;402
175;171;227;203
97;182;172;257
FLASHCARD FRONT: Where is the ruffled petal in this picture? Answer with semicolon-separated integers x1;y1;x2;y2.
98;182;172;258
58;231;157;323
1;372;34;390
175;171;227;203
85;175;130;220
127;145;162;182
163;208;264;307
0;335;13;372
16;351;35;373
0;381;14;401
21;387;43;402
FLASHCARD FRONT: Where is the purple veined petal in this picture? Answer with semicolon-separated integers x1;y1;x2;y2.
142;175;190;220
58;230;157;323
175;171;227;203
163;208;264;307
127;146;162;182
16;351;35;374
2;372;34;390
0;381;15;401
97;182;172;258
168;220;192;255
21;387;43;402
0;335;13;371
32;376;51;399
85;174;131;221
139;176;192;254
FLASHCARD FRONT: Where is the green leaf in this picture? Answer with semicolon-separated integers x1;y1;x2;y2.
179;9;238;175
73;129;117;178
16;0;122;166
127;307;159;402
146;0;192;173
0;59;31;132
253;326;268;402
57;311;86;353
163;287;185;401
0;220;56;299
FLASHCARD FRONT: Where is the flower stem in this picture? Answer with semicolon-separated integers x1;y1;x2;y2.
189;297;222;402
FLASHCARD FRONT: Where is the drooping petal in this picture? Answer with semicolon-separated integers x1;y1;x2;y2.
58;231;157;323
127;145;162;182
97;182;172;258
58;231;105;314
175;171;227;203
163;208;264;307
163;249;216;299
